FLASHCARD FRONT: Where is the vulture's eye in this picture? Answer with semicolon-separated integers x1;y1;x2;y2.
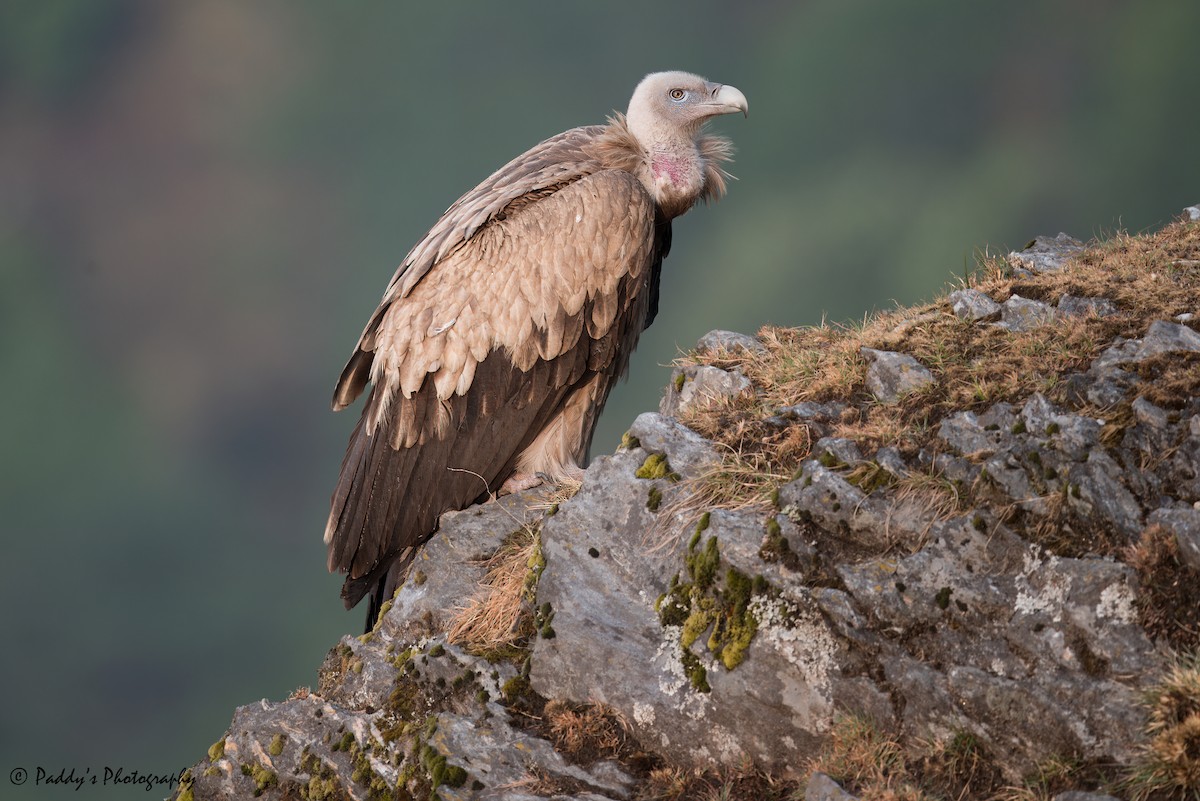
669;88;686;101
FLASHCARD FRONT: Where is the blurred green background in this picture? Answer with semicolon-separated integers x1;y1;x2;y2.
1;1;1197;797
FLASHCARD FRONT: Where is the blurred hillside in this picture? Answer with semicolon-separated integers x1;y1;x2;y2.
1;1;1197;798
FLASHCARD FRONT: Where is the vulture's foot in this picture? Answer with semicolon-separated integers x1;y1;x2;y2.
498;472;545;496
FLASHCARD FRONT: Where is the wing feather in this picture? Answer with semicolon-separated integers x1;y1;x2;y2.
327;169;662;609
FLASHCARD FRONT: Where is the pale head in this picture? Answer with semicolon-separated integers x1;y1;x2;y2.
625;71;748;148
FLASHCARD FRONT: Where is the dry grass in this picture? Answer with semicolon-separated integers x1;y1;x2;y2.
801;715;1118;801
541;700;641;766
446;526;541;652
1126;525;1200;653
804;715;924;800
638;759;801;801
671;217;1200;529
1124;652;1200;800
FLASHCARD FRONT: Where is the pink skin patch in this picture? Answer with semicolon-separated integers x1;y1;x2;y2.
651;154;686;185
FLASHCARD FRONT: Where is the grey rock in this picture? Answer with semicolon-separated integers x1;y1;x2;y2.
1052;793;1122;801
1178;312;1197;323
1008;233;1084;273
1185;203;1200;221
776;401;847;422
1084;365;1140;408
999;294;1056;331
770;401;847;438
532;452;840;768
860;347;935;404
1068;451;1144;538
874;446;909;477
627;412;720;479
1138;319;1200;358
667;365;751;416
1148;507;1200;572
1096;321;1200;370
948;288;1001;320
813;436;863;466
695;329;766;355
1021;394;1102;461
805;772;859;801
939;410;1005;456
1171;436;1200;503
1058;294;1118;318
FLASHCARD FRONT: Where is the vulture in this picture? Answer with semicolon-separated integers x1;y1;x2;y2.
326;71;748;628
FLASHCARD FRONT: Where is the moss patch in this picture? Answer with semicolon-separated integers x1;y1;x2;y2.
635;452;681;481
657;528;775;683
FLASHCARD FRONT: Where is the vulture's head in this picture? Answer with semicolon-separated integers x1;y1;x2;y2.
626;70;748;144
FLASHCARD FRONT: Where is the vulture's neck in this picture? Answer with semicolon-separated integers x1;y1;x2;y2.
592;114;733;220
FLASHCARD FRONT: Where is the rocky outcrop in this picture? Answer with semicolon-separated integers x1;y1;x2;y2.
174;211;1200;801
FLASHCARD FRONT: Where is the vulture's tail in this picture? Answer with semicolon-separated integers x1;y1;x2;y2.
348;548;418;634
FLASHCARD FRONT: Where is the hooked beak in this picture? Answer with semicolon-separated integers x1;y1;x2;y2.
702;82;749;118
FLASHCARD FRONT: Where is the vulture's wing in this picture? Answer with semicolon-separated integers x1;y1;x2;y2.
326;163;661;609
333;126;607;411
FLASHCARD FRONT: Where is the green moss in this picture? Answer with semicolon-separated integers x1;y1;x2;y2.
667;533;774;681
687;535;721;588
680;601;715;648
647;486;663;512
428;643;445;658
680;648;711;693
972;515;987;531
1045;422;1060;435
536;602;556;639
501;675;530;703
175;769;195;801
635;452;680;481
769;487;781;508
707;567;760;670
619;432;641;450
207;738;225;762
935;586;953;610
412;570;427;586
332;731;356;752
240;763;278;797
818;450;842;468
268;733;285;756
1011;419;1027;435
674;371;686;391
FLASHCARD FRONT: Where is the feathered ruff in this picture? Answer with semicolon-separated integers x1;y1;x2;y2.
587;113;735;204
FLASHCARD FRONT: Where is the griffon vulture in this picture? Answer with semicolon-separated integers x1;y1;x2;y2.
326;71;748;627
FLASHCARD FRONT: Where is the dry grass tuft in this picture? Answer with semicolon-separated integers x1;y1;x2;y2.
543;700;633;764
639;758;801;801
1125;652;1200;800
446;526;541;652
804;714;917;798
1126;525;1200;653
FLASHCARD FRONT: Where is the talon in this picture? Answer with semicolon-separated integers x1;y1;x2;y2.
499;472;545;496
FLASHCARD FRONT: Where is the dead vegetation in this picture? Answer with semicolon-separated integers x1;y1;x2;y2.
446;525;542;654
1124;652;1200;800
1126;525;1200;653
676;218;1200;498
